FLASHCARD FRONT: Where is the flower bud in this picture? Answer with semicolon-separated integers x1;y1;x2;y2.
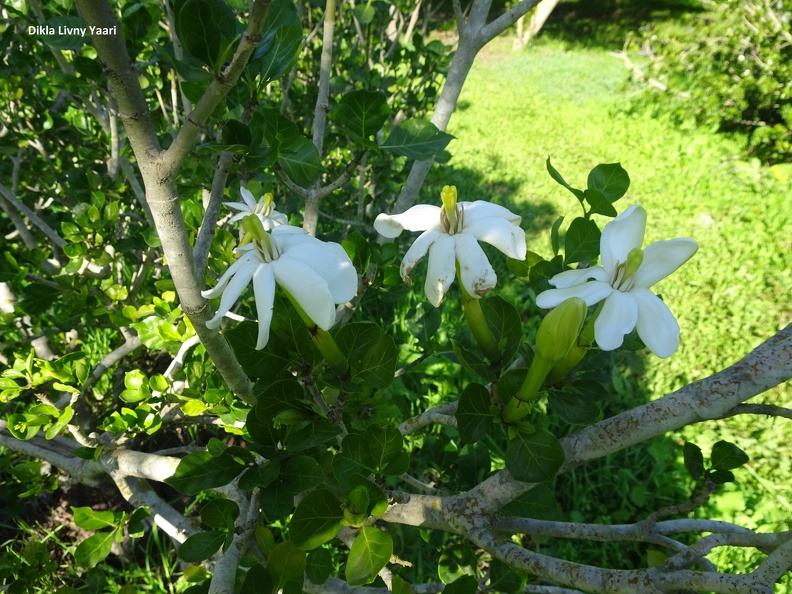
535;297;587;365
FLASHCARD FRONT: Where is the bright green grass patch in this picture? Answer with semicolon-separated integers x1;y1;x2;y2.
438;37;791;584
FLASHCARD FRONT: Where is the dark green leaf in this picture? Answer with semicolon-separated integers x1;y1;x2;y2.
40;16;87;50
450;338;495;382
267;541;306;592
165;451;245;495
709;469;736;484
200;499;240;530
505;428;565;483
342;231;371;272
456;383;493;444
252;20;303;83
225;321;292;380
443;575;479;594
357;333;398;388
584;188;618;217
550;215;564;256
176;0;238;69
332;433;374;482
482;295;522;363
281;455;324;494
240;564;273;594
710;441;749;471
278;136;324;186
489;557;527;593
353;3;376;24
306;548;333;585
564;217;601;264
222;119;251;147
238;459;281;490
336;90;389;138
346;526;393;586
587;163;630;203
128;507;150;539
458;442;491;488
289;490;343;550
683;442;705;480
499;483;561;520
380;119;454;160
178;531;226;562
335;323;382;365
365;425;404;472
547;390;599;424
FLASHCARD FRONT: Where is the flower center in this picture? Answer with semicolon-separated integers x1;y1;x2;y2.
440;185;464;235
254;192;275;218
610;247;643;291
241;214;280;262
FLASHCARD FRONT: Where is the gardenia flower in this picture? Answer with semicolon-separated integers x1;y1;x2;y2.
202;217;357;349
226;188;288;229
535;205;698;358
374;186;526;307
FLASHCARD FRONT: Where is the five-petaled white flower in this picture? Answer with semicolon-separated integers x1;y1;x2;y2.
535;205;698;358
226;188;288;229
374;186;527;307
202;218;357;349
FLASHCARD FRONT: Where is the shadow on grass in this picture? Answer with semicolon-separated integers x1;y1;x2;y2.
537;0;706;50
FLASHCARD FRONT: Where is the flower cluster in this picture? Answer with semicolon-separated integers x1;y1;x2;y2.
202;189;356;349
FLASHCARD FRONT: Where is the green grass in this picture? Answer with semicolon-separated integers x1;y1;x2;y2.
436;35;792;585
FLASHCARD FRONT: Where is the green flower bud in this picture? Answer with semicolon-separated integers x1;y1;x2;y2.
535;297;587;365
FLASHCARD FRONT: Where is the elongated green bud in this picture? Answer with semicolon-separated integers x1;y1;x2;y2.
535;297;587;365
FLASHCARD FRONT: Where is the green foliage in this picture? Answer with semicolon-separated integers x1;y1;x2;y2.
630;0;792;163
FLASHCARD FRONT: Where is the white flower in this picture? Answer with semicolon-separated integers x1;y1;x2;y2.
535;205;698;358
202;220;357;349
374;186;527;307
226;188;288;229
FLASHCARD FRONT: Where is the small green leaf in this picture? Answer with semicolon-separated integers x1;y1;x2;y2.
587;163;630;203
683;442;705;479
306;548;333;585
546;157;585;204
73;507;121;531
289;490;343;550
584;188;618;217
710;441;749;471
346;526;393;586
505;428;565;483
564;217;601;264
380;119;454;160
75;531;116;568
456;383;493;444
178;531;226;562
550;216;564;256
128;507;151;538
201;499;240;530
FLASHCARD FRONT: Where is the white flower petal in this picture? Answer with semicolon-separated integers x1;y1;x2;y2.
632;288;681;358
273;257;336;330
594;290;638;351
240;187;256;209
463;216;527;260
600;205;646;274
632;238;698;290
282;240;357;303
201;251;259;299
461;201;521;225
204;259;259;328
548;266;609;289
252;264;276;349
225;201;252;212
536;281;613;308
424;234;457;307
271;211;289;226
400;229;442;283
454;232;497;298
373;205;441;238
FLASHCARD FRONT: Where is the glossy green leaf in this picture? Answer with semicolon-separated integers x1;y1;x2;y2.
267;541;306;592
333;433;374;481
365;424;404;472
357;333;398;388
127;507;151;539
278;135;324;186
252;20;303;83
222;119;251;147
289;489;344;550
200;499;240;530
547;390;599;424
39;16;87;50
584;188;618;217
336;90;389;138
380;119;454;160
74;531;115;568
564;217;601;264
178;531;226;562
456;383;493;444
346;526;393;586
238;459;281;491
443;575;480;594
73;507;121;531
710;440;749;471
281;455;324;494
165;451;246;495
482;295;522;363
176;0;238;68
342;231;371;272
240;564;273;594
550;215;564;256
225;321;292;380
587;162;630;203
450;338;495;382
505;428;565;483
